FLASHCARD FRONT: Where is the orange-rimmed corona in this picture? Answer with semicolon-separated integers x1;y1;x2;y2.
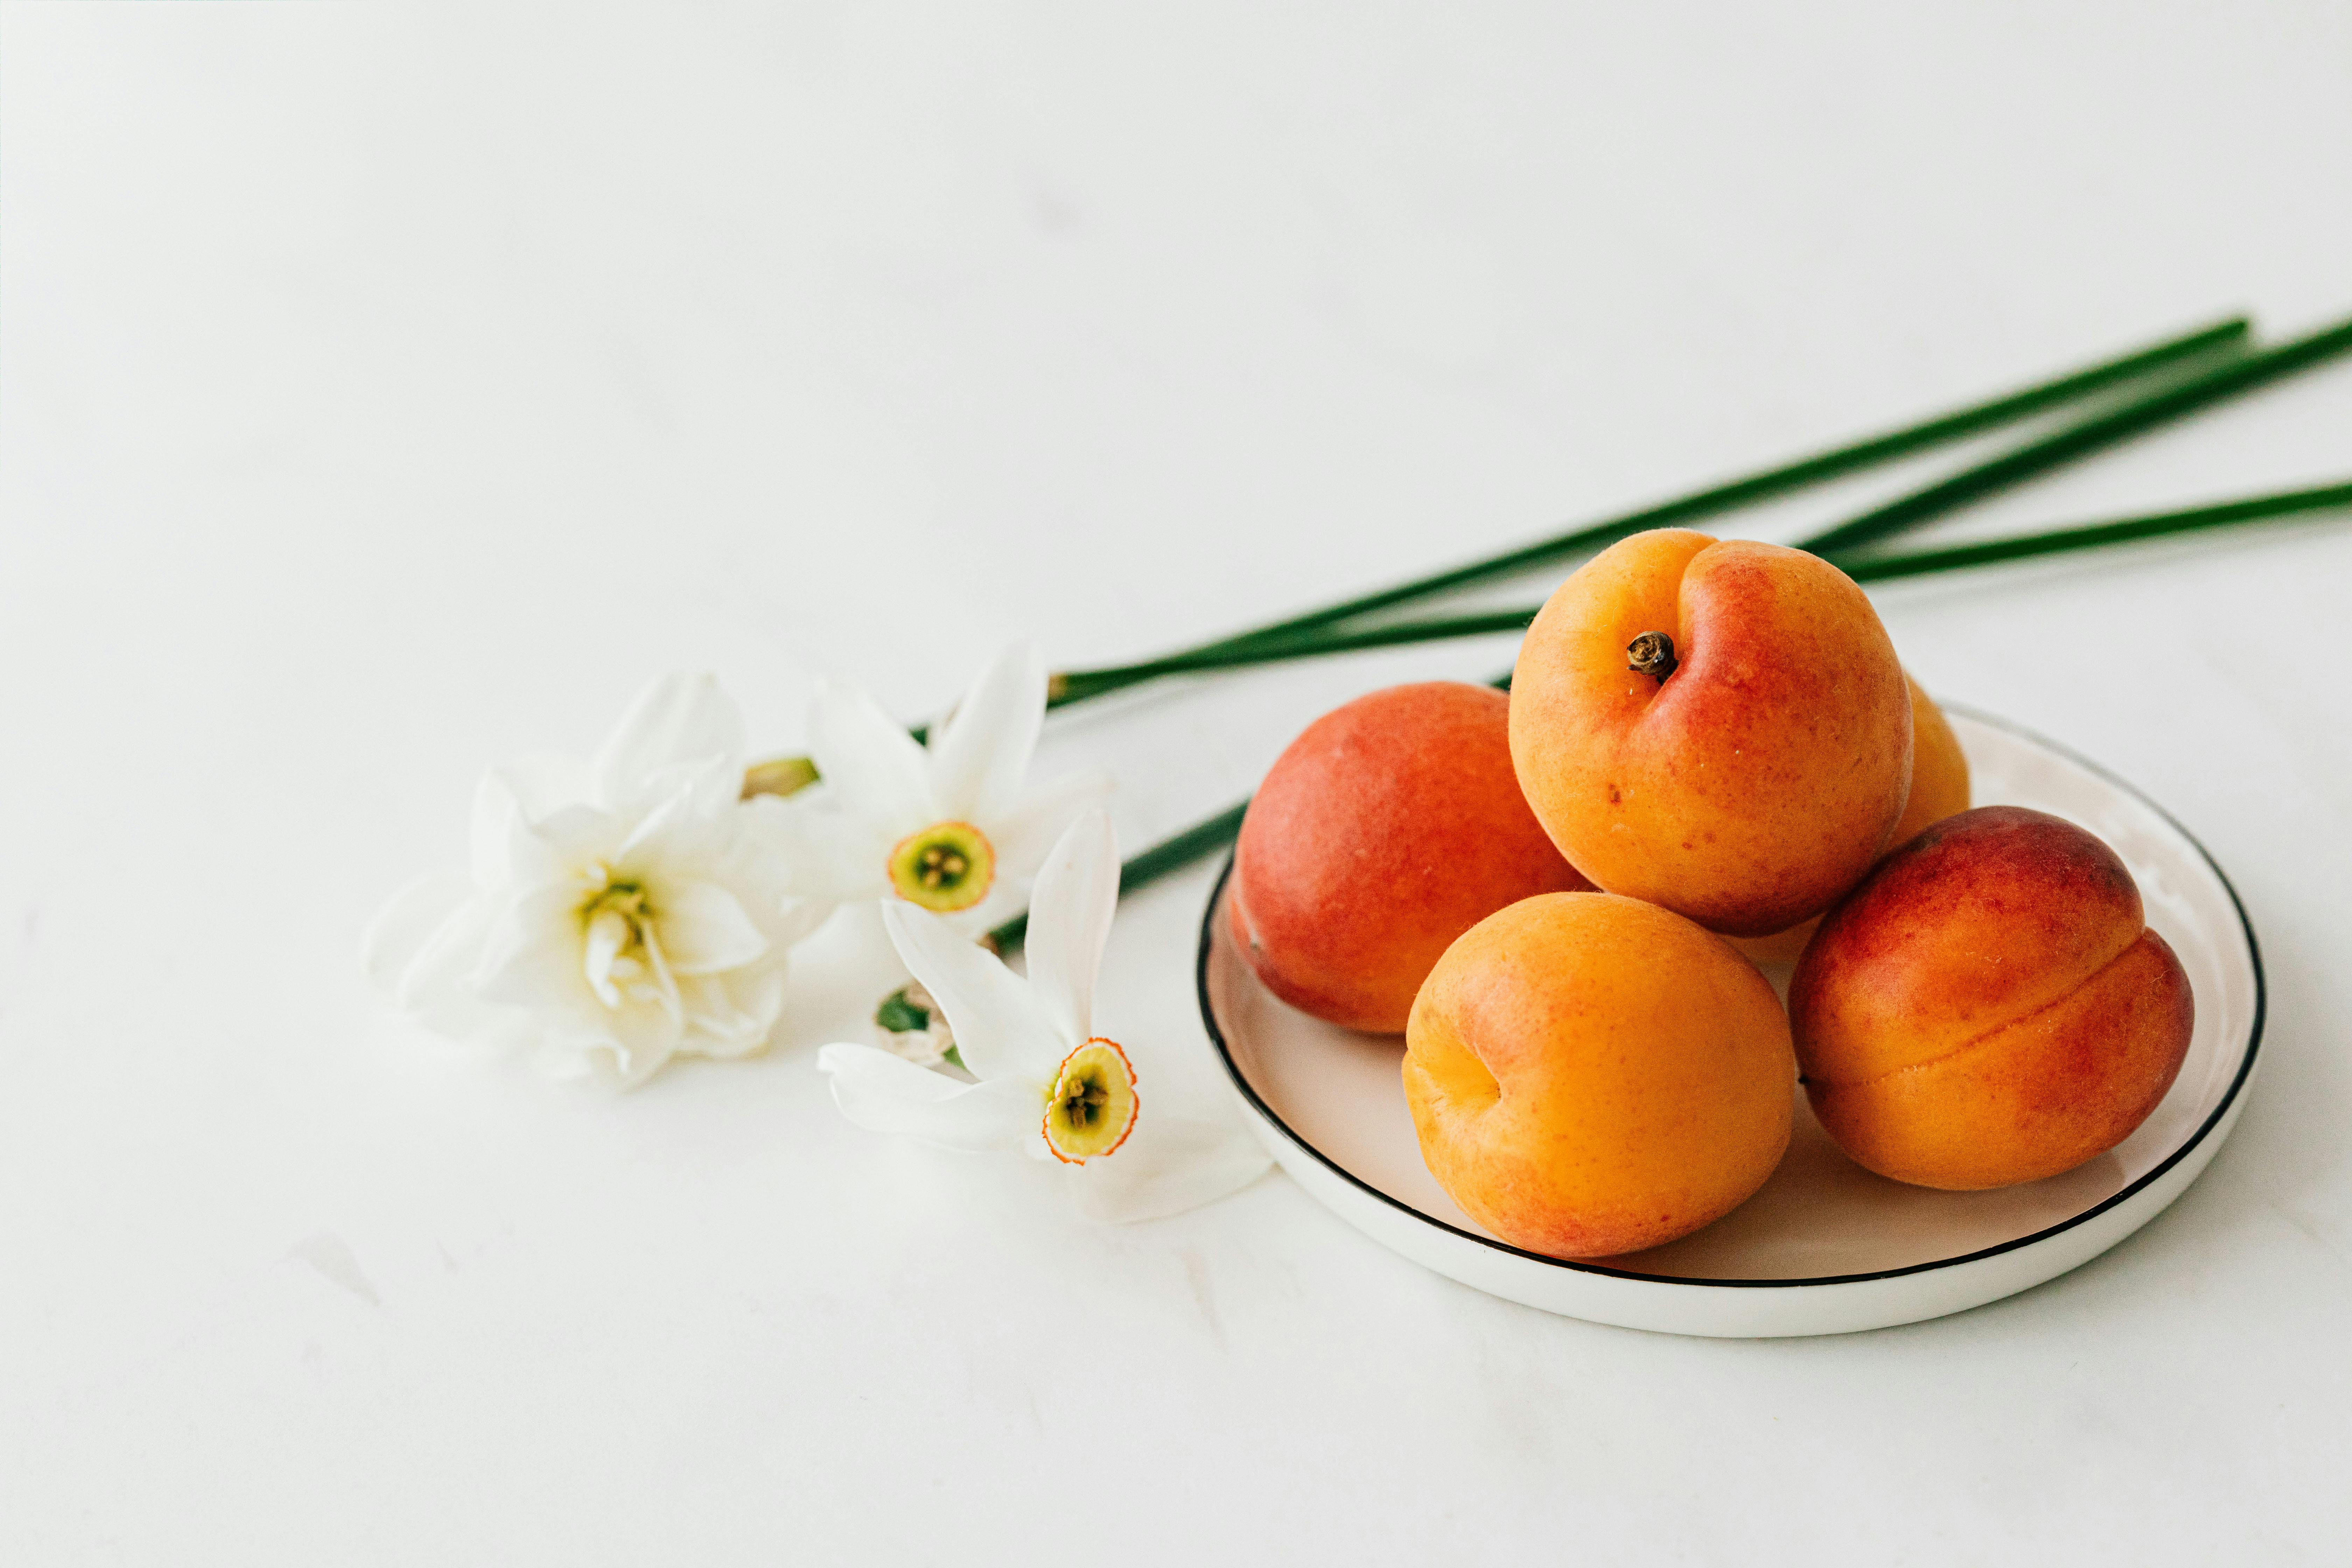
1043;1038;1138;1163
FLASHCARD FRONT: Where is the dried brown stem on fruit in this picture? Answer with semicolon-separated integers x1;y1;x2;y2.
1627;631;1678;683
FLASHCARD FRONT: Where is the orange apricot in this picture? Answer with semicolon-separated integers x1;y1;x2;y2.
1507;529;1912;936
1731;670;1971;965
1404;892;1794;1258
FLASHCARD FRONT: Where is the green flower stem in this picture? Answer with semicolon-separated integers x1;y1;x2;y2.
984;477;2352;953
986;800;1251;955
1832;481;2352;584
1798;314;2352;556
1042;315;2248;709
1056;313;2352;705
1061;611;1544;683
1046;482;2352;677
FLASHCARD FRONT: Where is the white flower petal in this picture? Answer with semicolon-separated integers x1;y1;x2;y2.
655;879;770;974
779;902;916;1038
594;673;746;811
531;1036;603;1083
599;994;687;1083
677;963;787;1057
744;791;889;905
614;763;737;868
922;885;1027;945
491;751;594;820
733;796;847;937
818;1043;1043;1152
990;768;1115;880
650;758;745;827
364;871;477;998
582;908;631;1007
472;883;595;1011
927;642;1045;826
810;680;935;840
766;891;836;955
514;981;686;1087
476;766;610;889
501;798;622;889
541;1023;673;1091
881;903;1067;1084
1070;1115;1272;1224
364;873;516;1043
1024;810;1119;1049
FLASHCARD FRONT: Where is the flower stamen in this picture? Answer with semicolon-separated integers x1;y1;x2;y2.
1042;1038;1139;1164
887;821;996;913
578;870;681;1022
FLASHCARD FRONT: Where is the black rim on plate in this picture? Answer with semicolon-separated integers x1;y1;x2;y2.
1194;705;2266;1290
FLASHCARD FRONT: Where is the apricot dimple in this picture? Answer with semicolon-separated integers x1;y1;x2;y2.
1508;529;1912;936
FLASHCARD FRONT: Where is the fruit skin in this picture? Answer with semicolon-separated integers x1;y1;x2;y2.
1508;528;1913;937
1732;671;1971;965
1404;891;1794;1259
1230;682;1590;1034
1790;806;2194;1191
1890;672;1974;839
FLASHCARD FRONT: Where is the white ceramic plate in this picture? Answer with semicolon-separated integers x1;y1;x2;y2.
1196;707;2263;1338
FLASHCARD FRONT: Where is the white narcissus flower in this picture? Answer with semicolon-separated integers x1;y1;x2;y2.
783;642;1107;939
818;811;1272;1223
364;674;831;1088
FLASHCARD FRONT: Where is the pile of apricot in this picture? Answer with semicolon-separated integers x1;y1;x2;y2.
1231;528;2195;1259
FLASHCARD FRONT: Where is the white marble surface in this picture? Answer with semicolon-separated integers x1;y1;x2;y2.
5;6;2350;1563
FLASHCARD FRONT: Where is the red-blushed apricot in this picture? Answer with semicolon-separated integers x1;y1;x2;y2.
1508;529;1912;936
1230;682;1590;1033
1790;806;2194;1190
1732;671;1972;965
1404;892;1794;1259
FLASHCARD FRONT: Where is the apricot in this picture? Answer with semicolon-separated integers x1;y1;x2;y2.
1508;528;1912;936
1892;672;1974;839
1404;892;1794;1258
1731;671;1972;964
1229;682;1592;1033
1790;806;2194;1190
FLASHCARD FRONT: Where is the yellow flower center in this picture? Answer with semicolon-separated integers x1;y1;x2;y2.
581;877;651;941
1042;1038;1139;1164
887;820;996;913
578;870;678;1016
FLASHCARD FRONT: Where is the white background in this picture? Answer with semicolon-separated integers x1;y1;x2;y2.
6;5;2351;1563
